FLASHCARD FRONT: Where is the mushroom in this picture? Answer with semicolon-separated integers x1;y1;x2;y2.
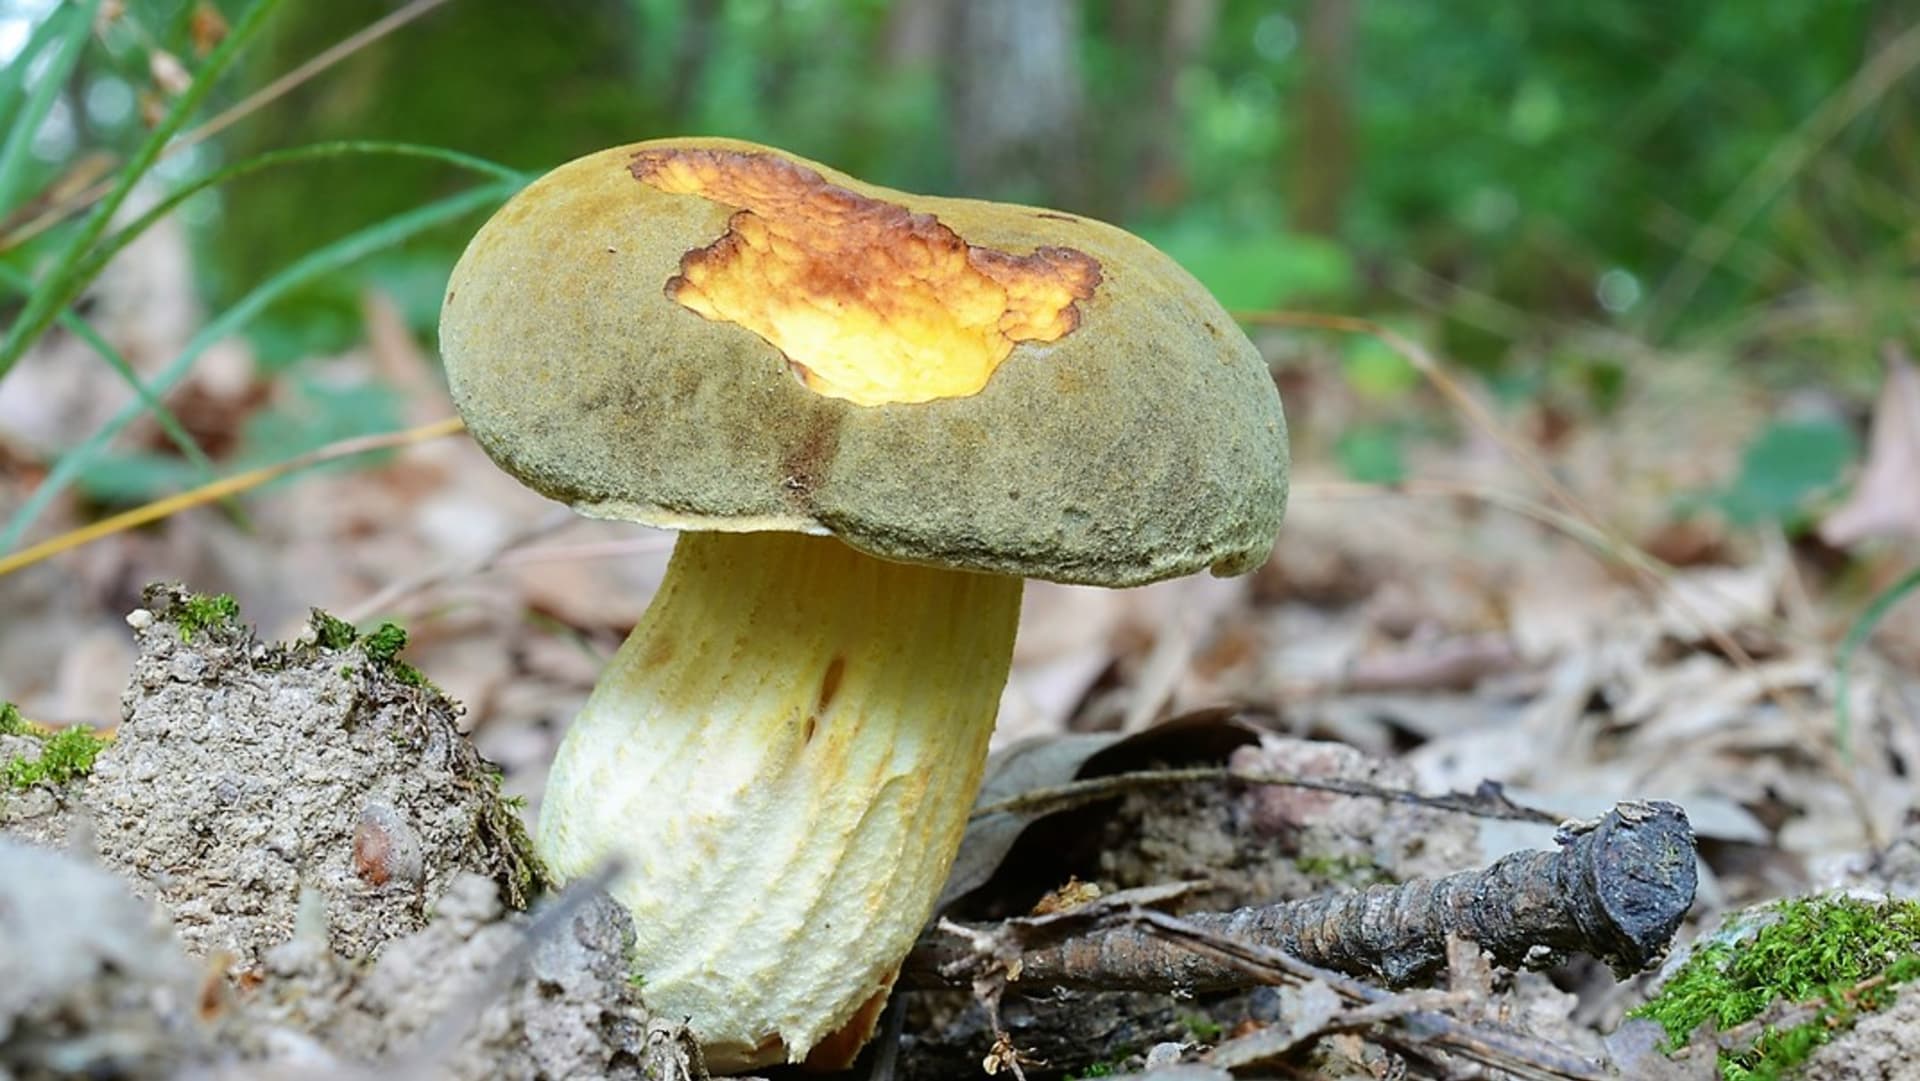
439;137;1288;1071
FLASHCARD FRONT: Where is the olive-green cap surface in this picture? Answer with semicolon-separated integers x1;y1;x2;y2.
440;137;1287;587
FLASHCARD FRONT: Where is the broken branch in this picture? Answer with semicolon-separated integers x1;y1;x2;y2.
908;800;1694;992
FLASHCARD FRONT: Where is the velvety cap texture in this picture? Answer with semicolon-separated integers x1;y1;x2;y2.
440;137;1288;587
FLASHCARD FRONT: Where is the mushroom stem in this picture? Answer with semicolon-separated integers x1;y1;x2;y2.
537;530;1022;1071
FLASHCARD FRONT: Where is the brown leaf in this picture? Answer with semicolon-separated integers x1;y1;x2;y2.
938;732;1120;912
939;710;1266;912
189;1;228;56
1821;346;1920;547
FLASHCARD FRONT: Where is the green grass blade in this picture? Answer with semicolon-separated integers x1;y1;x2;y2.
0;0;289;383
69;140;525;286
0;1;80;135
1834;565;1920;757
0;178;518;552
0;262;216;481
0;0;99;218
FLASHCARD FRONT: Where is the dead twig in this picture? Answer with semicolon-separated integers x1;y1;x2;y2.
931;895;1608;1081
909;801;1693;993
969;766;1564;826
1114;911;1608;1081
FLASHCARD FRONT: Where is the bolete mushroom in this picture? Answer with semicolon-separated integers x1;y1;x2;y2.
439;137;1288;1071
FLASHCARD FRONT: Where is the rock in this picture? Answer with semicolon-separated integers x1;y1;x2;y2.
1797;981;1920;1081
338;874;662;1080
0;588;662;1081
84;585;542;969
0;838;212;1081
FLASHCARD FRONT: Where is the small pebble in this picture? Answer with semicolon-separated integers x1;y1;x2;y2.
1145;1042;1188;1069
353;803;424;888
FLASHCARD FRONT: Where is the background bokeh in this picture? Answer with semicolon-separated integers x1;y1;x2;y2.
6;0;1915;504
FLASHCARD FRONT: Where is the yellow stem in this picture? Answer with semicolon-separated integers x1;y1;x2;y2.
538;530;1022;1070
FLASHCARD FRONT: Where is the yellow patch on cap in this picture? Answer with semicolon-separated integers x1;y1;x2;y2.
630;147;1101;407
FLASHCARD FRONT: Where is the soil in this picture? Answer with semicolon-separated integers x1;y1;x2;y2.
0;589;677;1081
0;837;222;1081
1095;736;1482;911
1798;983;1920;1081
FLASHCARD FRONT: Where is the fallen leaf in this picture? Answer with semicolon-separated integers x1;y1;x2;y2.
1821;347;1920;547
189;1;228;56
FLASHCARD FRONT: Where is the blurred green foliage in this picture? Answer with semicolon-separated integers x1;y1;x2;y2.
1688;417;1860;530
75;377;403;503
214;0;646;362
1333;425;1406;486
3;0;1915;497
161;0;1912;362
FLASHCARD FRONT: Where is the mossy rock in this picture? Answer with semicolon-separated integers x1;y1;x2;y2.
77;585;546;967
1630;895;1920;1080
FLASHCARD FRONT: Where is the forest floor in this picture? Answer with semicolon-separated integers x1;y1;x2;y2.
3;218;1920;1080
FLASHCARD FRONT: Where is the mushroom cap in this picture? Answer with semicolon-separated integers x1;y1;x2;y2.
440;137;1288;587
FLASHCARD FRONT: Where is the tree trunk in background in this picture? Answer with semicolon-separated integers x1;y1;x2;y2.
215;0;646;319
1289;0;1357;236
882;0;950;71
943;0;1087;208
1135;0;1220;216
667;0;721;121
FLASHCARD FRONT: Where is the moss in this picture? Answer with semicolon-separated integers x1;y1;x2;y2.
1294;853;1388;886
363;622;409;664
476;766;548;910
177;593;241;638
0;701;26;737
1629;896;1920;1079
1181;1013;1223;1043
176;592;241;641
3;725;108;790
355;621;435;690
486;800;547;910
311;609;359;650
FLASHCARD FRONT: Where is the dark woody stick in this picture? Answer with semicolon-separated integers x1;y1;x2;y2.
906;800;1695;992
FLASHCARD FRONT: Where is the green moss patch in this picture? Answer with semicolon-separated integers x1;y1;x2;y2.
3;724;109;790
1181;1013;1223;1043
0;701;26;737
175;592;241;641
1630;896;1920;1080
311;609;359;651
309;612;434;690
361;622;431;687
